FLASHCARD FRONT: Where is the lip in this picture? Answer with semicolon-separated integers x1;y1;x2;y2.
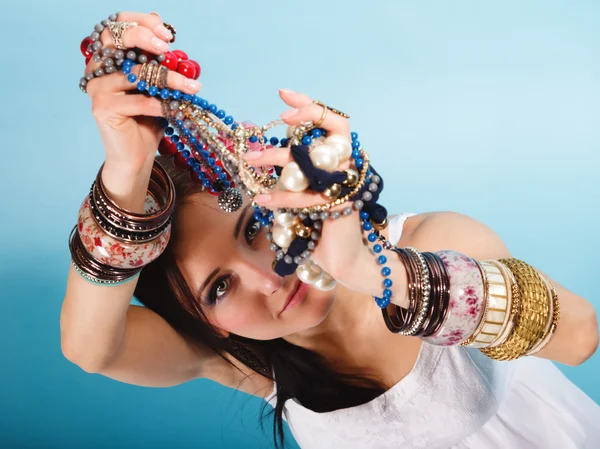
280;280;309;315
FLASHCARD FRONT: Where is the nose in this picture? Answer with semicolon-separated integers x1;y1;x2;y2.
233;256;284;296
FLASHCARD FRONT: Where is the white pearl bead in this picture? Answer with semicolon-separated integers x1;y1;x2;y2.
279;162;309;192
309;144;340;172
324;135;352;163
296;261;323;285
272;225;295;250
274;210;299;227
286;126;296;139
314;271;337;291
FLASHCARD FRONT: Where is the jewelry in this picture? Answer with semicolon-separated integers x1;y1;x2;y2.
481;258;551;360
424;250;486;346
420;252;450;337
93;161;174;232
107;21;138;50
526;273;560;355
77;19;388;293
157;65;169;89
163;22;177;43
69;227;141;284
461;260;509;348
313;103;328;127
78;196;171;269
313;100;350;119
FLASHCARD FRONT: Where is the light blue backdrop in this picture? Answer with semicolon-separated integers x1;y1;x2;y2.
1;1;598;448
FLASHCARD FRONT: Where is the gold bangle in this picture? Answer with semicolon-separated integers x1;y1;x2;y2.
526;273;560;355
480;259;550;361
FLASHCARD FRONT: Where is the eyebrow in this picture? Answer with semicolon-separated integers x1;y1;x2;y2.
233;204;251;240
197;204;251;302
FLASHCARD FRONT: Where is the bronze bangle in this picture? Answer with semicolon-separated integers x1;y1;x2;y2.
421;252;451;337
382;248;420;334
88;192;172;243
91;176;169;233
94;161;175;231
417;252;439;336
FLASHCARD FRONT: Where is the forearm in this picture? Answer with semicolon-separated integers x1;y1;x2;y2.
61;162;154;371
529;272;598;366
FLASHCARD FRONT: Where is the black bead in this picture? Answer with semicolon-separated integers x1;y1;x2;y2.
213;180;226;192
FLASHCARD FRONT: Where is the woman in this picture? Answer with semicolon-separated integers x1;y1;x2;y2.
61;11;600;449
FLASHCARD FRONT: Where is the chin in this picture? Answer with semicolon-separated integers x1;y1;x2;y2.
298;284;337;327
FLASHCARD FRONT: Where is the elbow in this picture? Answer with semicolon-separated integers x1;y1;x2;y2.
61;336;112;374
568;308;599;366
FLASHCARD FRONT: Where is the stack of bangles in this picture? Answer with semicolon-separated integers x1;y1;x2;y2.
72;13;560;360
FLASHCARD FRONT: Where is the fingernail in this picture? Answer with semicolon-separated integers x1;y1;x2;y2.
155;24;173;41
279;88;295;94
243;151;263;160
152;37;169;51
185;79;201;91
254;194;272;204
281;109;299;119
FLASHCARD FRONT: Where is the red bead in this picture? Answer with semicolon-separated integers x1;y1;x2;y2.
176;60;197;79
172;50;189;62
80;37;93;58
160;52;178;71
188;60;201;79
174;151;189;170
158;138;178;157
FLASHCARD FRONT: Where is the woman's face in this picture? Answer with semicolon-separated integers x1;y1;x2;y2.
173;192;337;340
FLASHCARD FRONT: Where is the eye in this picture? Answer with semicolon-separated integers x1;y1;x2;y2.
244;217;262;245
207;275;232;305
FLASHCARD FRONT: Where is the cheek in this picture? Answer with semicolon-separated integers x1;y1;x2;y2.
210;302;271;336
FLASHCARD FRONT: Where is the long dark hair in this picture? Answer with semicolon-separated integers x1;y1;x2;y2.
133;156;385;448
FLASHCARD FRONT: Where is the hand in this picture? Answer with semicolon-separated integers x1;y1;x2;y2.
244;90;379;295
84;12;201;178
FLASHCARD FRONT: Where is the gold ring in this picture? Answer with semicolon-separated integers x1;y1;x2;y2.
150;64;161;89
314;103;328;127
163;22;176;43
313;100;350;119
107;21;138;50
157;65;169;89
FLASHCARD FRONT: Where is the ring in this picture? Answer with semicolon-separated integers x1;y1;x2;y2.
314;103;328;128
313;100;350;119
107;21;138;50
163;22;176;43
157;65;168;89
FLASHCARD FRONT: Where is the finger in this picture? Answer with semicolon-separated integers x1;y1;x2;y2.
278;89;313;108
243;147;292;167
281;102;350;137
104;12;173;44
92;94;164;121
86;63;201;97
254;190;326;210
99;21;170;58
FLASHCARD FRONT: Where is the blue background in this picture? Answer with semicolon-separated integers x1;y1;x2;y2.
1;0;598;448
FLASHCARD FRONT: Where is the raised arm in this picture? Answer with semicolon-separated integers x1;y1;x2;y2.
409;211;599;366
62;11;225;388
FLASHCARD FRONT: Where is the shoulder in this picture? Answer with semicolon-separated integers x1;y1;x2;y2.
399;211;512;260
